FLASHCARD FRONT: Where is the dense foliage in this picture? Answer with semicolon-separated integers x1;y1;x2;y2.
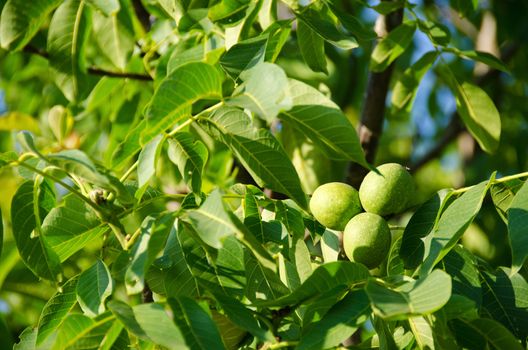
0;0;527;349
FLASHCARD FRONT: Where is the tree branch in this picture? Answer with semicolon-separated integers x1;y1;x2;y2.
23;45;152;81
347;8;404;188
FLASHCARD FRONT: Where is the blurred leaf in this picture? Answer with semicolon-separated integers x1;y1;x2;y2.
133;303;188;350
391;51;438;111
42;195;106;262
281;79;368;167
143;62;223;145
369;0;406;15
444;47;508;72
169;297;226;350
297;19;327;74
0;151;17;169
47;0;92;102
85;0;119;16
137;135;164;189
420;179;492;275
490;179;524;222
0;0;61;50
36;276;78;345
481;267;528;339
408;316;434;350
507;180;528;274
321;229;340;263
418;20;451;46
297;290;370;350
370;21;416;72
328;5;376;41
168;132;208;194
296;7;358;50
92;10;134;70
227;62;292;122
450;0;478;18
0;112;40;133
198;106;307;208
455;318;523;350
366;269;452;319
257;261;370;307
51;313;115;349
11;180;62;282
76;259;113;316
208;0;250;22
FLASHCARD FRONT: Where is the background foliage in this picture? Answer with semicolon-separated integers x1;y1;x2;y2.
0;0;527;349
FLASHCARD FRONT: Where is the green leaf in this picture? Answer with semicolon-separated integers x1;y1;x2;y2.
444;71;501;153
451;49;508;72
144;62;223;144
47;0;93;102
168;132;208;194
370;21;417;72
42;195;106;262
244;248;290;302
208;0;251;22
198;106;307;208
76;259;113;316
297;290;371;350
418;20;451;46
400;191;447;269
0;151;17;169
455;318;523;350
11;181;62;282
51;313;115;350
328;5;376;42
369;0;406;15
227;62;292;122
507;180;528;274
212;292;274;342
258;261;370;307
481;267;528;339
408;316;434;350
137;135;164;189
321;229;340;263
297;19;327;74
92;10;134;70
220;36;267;79
85;0;119;16
450;0;478;18
36;276;78;345
366;269;452;319
133;303;188;350
490;179;524;223
296;7;358;50
441;245;481;307
281;79;369;167
0;0;61;50
420;179;492;275
391;51;438;111
169;297;226;350
108;300;148;340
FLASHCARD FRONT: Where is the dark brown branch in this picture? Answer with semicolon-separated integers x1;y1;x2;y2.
409;42;519;172
133;0;151;32
23;45;152;81
87;67;152;81
347;8;404;188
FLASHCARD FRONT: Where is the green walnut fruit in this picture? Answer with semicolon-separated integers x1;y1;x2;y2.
343;212;391;269
309;182;362;231
359;163;414;216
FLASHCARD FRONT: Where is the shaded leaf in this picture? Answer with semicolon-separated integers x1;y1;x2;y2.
441;245;481;307
85;0;119;16
455;318;523;350
297;290;370;350
490;179;523;223
169;297;226;350
370;21;416;72
297;19;327;74
507;180;528;274
168;132;208;194
0;0;61;50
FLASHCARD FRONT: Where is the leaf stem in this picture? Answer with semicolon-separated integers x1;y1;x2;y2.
452;171;528;194
268;341;299;349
